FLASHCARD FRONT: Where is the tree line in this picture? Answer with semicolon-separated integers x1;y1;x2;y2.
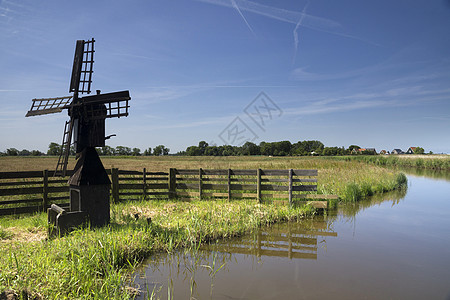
178;142;426;156
178;140;352;156
0;143;170;157
1;140;426;157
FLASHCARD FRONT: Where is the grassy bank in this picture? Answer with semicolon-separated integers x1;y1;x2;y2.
0;200;314;299
0;156;407;298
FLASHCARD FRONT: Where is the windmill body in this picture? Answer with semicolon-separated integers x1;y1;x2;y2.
26;38;131;233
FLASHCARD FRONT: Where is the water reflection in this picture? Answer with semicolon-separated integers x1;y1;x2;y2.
133;216;339;299
134;183;415;299
337;187;407;219
204;217;337;261
398;167;450;181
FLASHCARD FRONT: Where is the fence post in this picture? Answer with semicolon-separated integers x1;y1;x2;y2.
288;169;293;206
43;169;48;211
257;168;262;203
199;168;203;200
227;169;232;201
169;168;176;199
143;168;147;200
111;168;119;203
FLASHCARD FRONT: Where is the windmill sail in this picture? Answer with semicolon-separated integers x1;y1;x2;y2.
82;91;131;119
70;38;94;95
25;96;73;117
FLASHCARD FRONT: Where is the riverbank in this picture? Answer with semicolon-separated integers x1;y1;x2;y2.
1;200;316;299
0;157;407;299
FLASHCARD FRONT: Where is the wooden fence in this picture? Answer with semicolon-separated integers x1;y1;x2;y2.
0;170;72;216
1;168;336;216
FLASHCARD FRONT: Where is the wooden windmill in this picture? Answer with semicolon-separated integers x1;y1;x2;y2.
26;38;130;177
25;38;131;231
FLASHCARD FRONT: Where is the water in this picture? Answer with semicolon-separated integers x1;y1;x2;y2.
134;173;450;299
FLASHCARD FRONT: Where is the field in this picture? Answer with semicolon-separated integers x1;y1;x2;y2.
0;156;407;299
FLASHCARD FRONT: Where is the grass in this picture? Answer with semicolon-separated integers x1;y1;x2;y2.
337;154;450;170
0;200;315;299
0;156;408;298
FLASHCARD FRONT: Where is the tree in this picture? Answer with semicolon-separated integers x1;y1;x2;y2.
115;146;132;156
99;146;115;156
186;146;200;156
153;145;169;156
132;148;141;156
348;145;361;152
292;140;324;156
274;141;292;156
361;149;376;155
143;147;152;156
415;147;425;154
47;143;61;156
6;148;19;156
241;142;260;155
260;142;275;156
204;146;220;156
198;141;209;155
31;150;43;156
19;149;31;156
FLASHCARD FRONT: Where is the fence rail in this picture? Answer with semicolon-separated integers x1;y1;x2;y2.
1;168;334;216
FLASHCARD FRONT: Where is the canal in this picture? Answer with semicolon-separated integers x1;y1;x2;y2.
134;172;450;299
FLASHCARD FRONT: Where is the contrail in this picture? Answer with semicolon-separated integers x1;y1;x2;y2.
293;1;310;64
196;0;379;46
230;0;255;35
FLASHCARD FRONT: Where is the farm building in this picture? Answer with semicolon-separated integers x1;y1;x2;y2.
352;148;377;154
406;147;417;154
380;150;389;155
392;149;404;155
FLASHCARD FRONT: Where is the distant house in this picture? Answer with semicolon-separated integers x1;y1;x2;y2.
392;149;404;155
380;150;389;155
351;148;361;154
352;148;377;155
406;147;417;154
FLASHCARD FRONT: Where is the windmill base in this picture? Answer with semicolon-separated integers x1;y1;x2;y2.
48;147;111;237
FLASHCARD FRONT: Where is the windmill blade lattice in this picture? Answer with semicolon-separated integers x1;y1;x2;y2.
25;96;73;117
70;38;95;96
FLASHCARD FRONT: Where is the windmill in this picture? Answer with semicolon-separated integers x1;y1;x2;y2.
26;38;130;177
25;38;131;232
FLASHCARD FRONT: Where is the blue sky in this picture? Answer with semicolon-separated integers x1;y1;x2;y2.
1;0;449;154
